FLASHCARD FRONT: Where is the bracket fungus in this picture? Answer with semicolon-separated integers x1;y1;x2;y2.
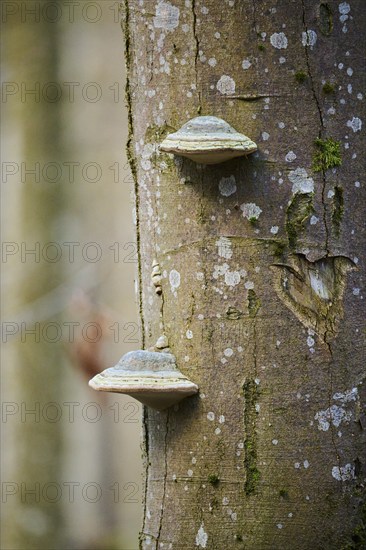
160;115;257;164
89;350;198;411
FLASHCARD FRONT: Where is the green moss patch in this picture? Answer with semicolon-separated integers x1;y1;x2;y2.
313;137;342;172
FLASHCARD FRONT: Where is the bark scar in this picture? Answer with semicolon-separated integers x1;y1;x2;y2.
271;254;356;342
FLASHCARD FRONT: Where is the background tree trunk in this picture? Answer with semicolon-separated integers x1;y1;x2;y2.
123;0;365;547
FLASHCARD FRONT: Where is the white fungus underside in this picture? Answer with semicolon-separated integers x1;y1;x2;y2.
160;138;257;153
89;375;198;394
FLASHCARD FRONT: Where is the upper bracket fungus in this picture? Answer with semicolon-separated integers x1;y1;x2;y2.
89;350;198;411
159;115;257;164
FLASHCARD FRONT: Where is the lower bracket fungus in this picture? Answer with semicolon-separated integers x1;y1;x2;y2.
89;350;198;411
160;116;257;164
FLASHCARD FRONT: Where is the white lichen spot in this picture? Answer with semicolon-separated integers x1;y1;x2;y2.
186;329;193;339
242;58;252;70
214;31;221;39
219;415;225;423
272;439;278;445
141;143;156;171
307;336;315;347
153;1;180;31
225;270;241;287
208;57;217;67
270;32;288;49
219;175;237;197
333;388;358;403
216;75;235;95
222;497;229;505
169;269;180;292
302;30;317;48
310;215;319;225
278;121;285;129
294;462;301;469
303;460;310;469
262;132;270;141
339;2;351;15
331;463;354;482
289;167;314;194
347;117;362;132
285;151;297;162
270;226;279;235
279;56;286;64
277;524;283;529
187;469;193;477
207;412;215;421
224;348;233;357
244;281;254;290
195;523;208;548
216;237;233;260
182;23;189;33
240;202;262;220
315;405;351;431
213;263;241;287
215;427;221;435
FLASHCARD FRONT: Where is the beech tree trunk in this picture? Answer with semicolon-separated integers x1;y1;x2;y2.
122;1;365;548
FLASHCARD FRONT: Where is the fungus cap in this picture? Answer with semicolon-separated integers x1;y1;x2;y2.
89;350;198;411
160;116;257;164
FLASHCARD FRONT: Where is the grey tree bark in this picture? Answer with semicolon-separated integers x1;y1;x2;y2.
122;0;365;548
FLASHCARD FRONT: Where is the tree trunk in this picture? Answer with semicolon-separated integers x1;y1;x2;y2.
122;0;365;547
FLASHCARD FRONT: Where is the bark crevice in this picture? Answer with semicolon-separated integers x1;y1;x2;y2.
191;0;202;112
156;412;169;547
301;0;331;256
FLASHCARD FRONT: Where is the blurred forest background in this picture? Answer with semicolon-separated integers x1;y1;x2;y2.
1;1;141;549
